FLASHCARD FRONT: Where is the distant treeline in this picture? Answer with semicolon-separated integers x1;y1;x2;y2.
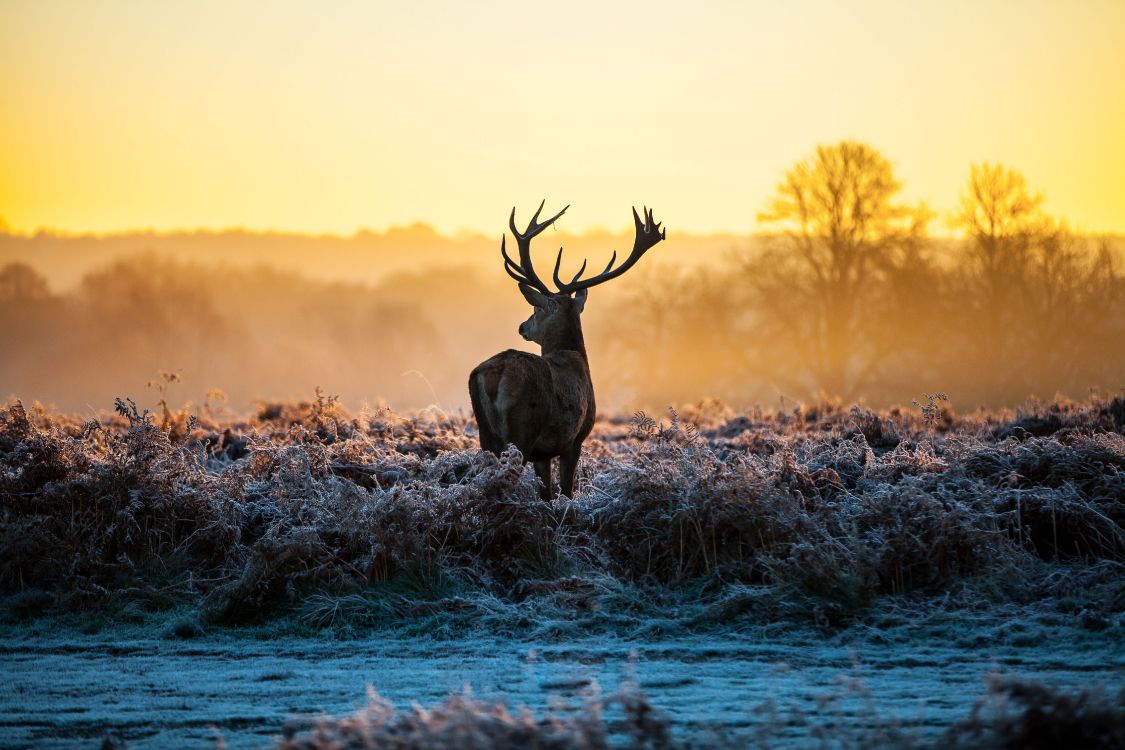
2;142;1122;414
592;146;1124;410
0;221;732;291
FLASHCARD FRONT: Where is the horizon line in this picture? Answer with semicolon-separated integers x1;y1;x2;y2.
0;220;783;241
8;221;1119;242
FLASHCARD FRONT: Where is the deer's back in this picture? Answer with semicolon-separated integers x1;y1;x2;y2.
470;349;593;461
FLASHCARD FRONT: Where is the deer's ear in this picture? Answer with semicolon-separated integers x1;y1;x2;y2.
519;283;550;309
573;287;588;312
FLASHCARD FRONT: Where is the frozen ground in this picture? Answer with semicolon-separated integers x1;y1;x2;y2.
2;620;1122;749
3;398;1124;746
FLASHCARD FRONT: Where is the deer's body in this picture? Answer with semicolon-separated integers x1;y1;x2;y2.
470;349;594;462
470;202;664;500
469;347;594;498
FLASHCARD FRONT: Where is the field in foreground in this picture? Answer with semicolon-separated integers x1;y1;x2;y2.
3;627;1122;749
1;394;1123;747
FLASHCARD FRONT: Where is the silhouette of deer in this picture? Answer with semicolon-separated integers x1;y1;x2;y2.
469;201;666;500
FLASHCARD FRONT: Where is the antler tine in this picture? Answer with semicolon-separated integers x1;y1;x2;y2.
559;248;618;289
529;198;546;227
632;205;665;240
503;201;570;294
508;205;523;238
500;235;534;287
510;204;550;292
554;205;666;294
553;248;588;289
600;250;617;274
510;200;569;241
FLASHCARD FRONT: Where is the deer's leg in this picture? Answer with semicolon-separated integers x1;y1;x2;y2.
559;445;581;499
533;459;553;501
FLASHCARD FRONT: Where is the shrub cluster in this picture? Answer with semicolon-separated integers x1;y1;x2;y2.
1;394;1123;628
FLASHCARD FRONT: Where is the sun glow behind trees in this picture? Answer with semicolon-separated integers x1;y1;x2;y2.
1;0;1123;236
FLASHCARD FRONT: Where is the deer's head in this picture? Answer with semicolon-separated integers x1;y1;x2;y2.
501;201;666;346
517;285;586;344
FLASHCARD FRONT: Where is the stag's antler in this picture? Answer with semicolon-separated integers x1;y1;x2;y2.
500;200;569;294
553;206;665;294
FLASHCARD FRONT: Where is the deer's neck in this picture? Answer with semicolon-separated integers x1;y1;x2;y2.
540;312;587;361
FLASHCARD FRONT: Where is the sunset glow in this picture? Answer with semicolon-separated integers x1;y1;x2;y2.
2;0;1123;236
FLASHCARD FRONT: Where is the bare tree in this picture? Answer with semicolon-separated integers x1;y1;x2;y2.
953;163;1121;400
747;141;931;399
953;163;1046;374
0;262;50;303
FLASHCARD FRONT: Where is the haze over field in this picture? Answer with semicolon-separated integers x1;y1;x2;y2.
1;1;1123;414
1;217;1121;415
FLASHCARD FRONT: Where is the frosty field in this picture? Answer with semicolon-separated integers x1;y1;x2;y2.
1;395;1123;747
3;622;1123;749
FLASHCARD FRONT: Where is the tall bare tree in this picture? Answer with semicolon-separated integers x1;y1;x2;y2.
953;163;1120;401
747;141;931;399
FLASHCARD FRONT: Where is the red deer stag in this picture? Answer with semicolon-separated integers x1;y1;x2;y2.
469;201;666;500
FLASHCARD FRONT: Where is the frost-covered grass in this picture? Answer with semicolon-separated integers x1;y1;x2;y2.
258;675;1125;750
15;626;1120;750
267;683;673;750
1;393;1123;635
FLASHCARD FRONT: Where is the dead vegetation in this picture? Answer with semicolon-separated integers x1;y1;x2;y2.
230;674;1124;750
1;393;1123;631
943;675;1125;750
267;684;671;750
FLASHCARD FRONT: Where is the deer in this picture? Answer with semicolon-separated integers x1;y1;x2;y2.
469;201;666;500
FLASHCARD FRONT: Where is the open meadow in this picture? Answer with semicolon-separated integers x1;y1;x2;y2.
4;2;1125;746
2;394;1122;747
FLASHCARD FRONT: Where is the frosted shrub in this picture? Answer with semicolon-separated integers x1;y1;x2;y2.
0;393;1122;629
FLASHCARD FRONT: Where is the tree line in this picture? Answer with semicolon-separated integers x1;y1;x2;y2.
2;140;1122;413
589;141;1122;410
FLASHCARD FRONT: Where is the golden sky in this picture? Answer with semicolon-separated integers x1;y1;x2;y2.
2;0;1123;236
